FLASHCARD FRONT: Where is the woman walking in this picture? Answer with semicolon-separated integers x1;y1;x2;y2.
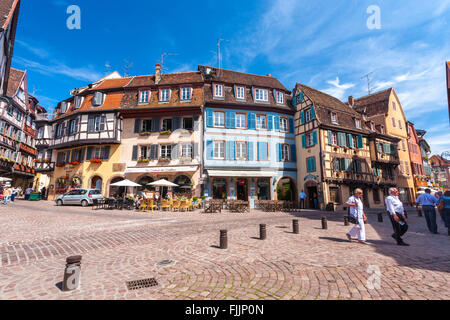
345;189;369;245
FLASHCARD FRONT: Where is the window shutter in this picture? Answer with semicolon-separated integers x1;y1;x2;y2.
277;143;282;161
348;134;353;148
172;144;179;160
80;148;86;162
173;117;181;130
151;118;160;132
225;111;232;129
268;115;273;131
310;106;315;120
289;118;294;134
134;119;141;133
86;147;94;161
132;146;138;161
291;144;296;162
274;115;280;131
65;151;71;164
248;142;254;161
206;140;213;160
227;141;235;160
312;131;318;146
71;150;77;162
300;111;305;125
357;135;363;149
302;135;306;149
100;115;106;131
102;146;111;160
230;112;236;129
206;110;213;128
149;145;157;160
328;131;333;145
194;143;199;159
248;113;256;130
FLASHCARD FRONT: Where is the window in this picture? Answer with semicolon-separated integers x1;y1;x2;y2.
306;132;314;147
393;102;396;111
7;106;14;117
380;126;385;134
213;141;225;159
307;157;316;172
139;90;150;104
281;144;290;161
74;96;83;109
69;119;78;135
256;115;267;130
93;147;108;159
305;109;312;122
160;145;172;159
355;119;361;129
142;119;152;132
214;112;225;127
254;89;268;101
38;127;44;139
88;115;106;133
398;120;402;129
370;122;375;131
331;132;338;146
181;144;193;159
140;146;150;159
330;187;340;203
181;88;192;101
161;118;172;132
352;136;357;149
16;110;22;121
214;84;224;98
236;86;245;100
56;124;63;138
331;112;338;124
236;142;247;160
92;92;104;107
280;117;288;132
183;118;193;130
160;89;170;102
276;91;284;104
236;113;246;129
392;118;396;127
17;89;25;102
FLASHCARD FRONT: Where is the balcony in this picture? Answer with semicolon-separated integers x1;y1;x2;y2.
36;138;51;149
34;162;55;172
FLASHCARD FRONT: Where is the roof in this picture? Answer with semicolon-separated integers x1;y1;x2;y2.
125;72;204;88
6;67;25;97
93;77;133;90
0;0;18;30
199;65;289;92
354;88;393;117
430;155;450;167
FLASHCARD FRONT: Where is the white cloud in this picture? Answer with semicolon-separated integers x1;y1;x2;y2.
322;77;355;100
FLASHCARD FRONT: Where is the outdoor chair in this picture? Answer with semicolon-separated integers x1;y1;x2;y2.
179;200;190;212
161;200;171;212
172;199;181;212
147;199;158;212
140;199;148;212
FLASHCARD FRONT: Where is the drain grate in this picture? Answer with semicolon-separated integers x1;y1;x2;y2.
157;260;175;266
126;278;158;291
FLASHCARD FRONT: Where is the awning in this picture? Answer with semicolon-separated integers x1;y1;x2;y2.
207;170;278;178
125;166;199;174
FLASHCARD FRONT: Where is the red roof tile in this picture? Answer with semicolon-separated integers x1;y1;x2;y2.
0;0;18;30
6;67;25;97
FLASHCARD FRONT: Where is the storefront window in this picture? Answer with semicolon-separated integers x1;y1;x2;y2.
257;178;270;200
213;179;227;199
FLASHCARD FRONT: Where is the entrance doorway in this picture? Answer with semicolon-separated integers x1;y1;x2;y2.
277;177;297;202
91;176;103;192
257;178;270;200
236;179;248;201
213;179;227;199
307;186;318;209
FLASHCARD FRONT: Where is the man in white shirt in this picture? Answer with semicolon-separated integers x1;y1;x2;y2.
386;188;409;246
345;189;369;244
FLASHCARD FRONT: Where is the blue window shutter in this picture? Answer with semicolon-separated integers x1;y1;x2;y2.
358;135;363;149
225;111;231;129
289;118;294;134
291;144;296;162
206;140;213;160
300;112;305;125
312;131;318;146
257;142;261;161
268;115;273;131
348;134;353;148
230;112;236;129
248;113;256;130
342;133;347;147
312;157;316;172
311;105;315;120
227;141;235;160
338;133;343;147
206;110;213;128
274;116;280;131
346;159;351;171
248;142;254;161
264;142;269;160
306;158;311;172
292;96;297;106
277;143;282;161
302;135;306;149
328;130;333;145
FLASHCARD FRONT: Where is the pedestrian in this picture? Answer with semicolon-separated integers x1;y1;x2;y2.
40;187;47;200
25;186;32;201
345;189;369;245
10;186;17;202
416;188;438;234
313;193;319;209
299;190;307;209
386;188;410;246
437;191;450;236
3;186;11;205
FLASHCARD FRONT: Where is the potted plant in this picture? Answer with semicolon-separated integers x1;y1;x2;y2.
56;162;65;167
71;160;81;166
158;158;170;162
138;158;150;163
34;159;42;163
139;132;152;136
160;130;172;135
43;158;51;163
90;158;103;164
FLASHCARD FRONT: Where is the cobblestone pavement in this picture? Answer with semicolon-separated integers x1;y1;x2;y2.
0;201;449;300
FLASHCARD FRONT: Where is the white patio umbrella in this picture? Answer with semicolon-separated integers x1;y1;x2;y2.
110;179;142;199
0;177;12;182
148;179;179;187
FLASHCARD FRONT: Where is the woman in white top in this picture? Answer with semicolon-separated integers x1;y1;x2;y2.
345;188;369;244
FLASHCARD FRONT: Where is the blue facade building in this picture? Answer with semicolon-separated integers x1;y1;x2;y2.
198;66;297;207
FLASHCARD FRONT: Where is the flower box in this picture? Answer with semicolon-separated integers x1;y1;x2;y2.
90;158;103;164
34;159;42;163
56;162;66;168
139;132;152;136
71;160;81;166
158;158;171;162
160;130;172;135
43;158;51;163
138;158;150;163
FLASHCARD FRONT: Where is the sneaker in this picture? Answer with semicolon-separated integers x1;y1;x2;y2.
346;234;352;242
397;242;410;246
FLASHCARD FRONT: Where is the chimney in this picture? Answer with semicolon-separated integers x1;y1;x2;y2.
267;74;272;77
155;63;162;84
348;96;355;107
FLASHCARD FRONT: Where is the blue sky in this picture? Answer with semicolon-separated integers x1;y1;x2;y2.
12;0;450;154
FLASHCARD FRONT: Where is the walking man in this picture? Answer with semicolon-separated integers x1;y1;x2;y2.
345;189;369;245
416;189;438;234
299;190;307;209
437;191;450;236
386;188;409;246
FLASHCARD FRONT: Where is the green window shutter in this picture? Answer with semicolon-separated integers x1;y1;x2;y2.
357;135;363;149
300;112;305;125
312;131;318;146
310;106;315;120
328;131;333;145
347;134;353;148
302;135;306;149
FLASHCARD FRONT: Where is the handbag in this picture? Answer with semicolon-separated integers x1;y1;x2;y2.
437;200;444;212
347;214;359;224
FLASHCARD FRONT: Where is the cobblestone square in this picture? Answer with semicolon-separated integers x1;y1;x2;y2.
0;201;449;300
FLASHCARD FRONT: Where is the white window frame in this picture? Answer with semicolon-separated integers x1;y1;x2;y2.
256;114;267;130
236;113;246;129
332;132;338;146
213;111;225;127
281;144;290;161
331;113;338;124
305;109;312;122
254;89;268;102
236;86;245;100
214;84;224;98
159;89;170;102
355;119;361;129
213;141;225;160
181;144;193;159
160;145;172;159
139;90;150;104
181;87;192;101
280;117;289;132
306;133;314;147
236;141;247;160
276;91;284;104
161;118;173;132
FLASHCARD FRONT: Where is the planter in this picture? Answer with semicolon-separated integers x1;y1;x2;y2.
160;131;172;135
43;159;51;163
158;158;171;163
90;158;103;164
71;161;81;166
138;159;150;163
56;162;66;168
139;132;152;136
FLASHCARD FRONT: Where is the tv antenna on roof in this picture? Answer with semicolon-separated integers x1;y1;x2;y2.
217;38;229;77
160;53;179;73
105;61;111;75
123;59;134;77
361;71;374;95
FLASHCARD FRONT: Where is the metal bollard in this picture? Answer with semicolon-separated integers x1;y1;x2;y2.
344;216;349;226
220;230;228;249
322;217;328;230
260;224;267;240
378;213;383;223
62;255;82;292
293;220;299;234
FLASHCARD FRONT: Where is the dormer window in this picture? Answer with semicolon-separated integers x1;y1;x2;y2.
276;91;284;104
181;87;192;101
214;84;224;98
74;96;83;109
92;92;105;107
60;102;68;114
370;122;375;131
331;112;338;124
236;86;245;100
254;89;268;102
160;89;170;102
355;119;361;129
139;90;150;104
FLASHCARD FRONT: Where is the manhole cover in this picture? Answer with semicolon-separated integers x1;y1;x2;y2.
157;260;176;266
126;278;159;291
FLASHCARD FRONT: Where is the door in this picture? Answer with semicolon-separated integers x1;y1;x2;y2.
307;187;318;209
63;190;78;204
363;188;370;208
237;179;248;201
